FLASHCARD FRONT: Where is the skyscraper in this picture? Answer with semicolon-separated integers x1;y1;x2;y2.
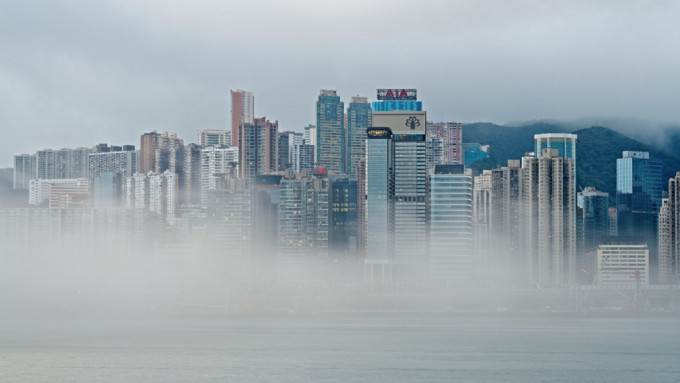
316;90;345;173
365;88;427;282
231;89;254;147
616;151;662;283
576;187;609;280
429;164;473;285
347;97;372;180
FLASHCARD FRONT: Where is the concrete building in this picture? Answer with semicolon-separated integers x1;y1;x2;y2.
238;117;278;179
426;122;463;169
490;160;522;283
200;146;238;208
198;129;229;148
658;172;680;284
473;170;492;282
522;147;576;286
597;242;649;288
88;146;138;180
230;89;255;147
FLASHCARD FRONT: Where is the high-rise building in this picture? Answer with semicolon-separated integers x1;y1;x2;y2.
534;133;577;160
200;146;239;208
576;187;609;280
328;175;357;257
521;146;577;286
490;160;522;282
365;88;428;282
426;122;463;169
356;159;367;257
139;131;183;174
658;172;680;284
278;172;329;258
473;170;492;281
429;164;473;285
616;151;662;283
238;117;278;179
230;89;254;147
13;154;35;190
277;131;291;171
14;148;91;189
347;97;372;180
251;175;282;262
316;90;345;173
88;146;138;180
198;129;229;148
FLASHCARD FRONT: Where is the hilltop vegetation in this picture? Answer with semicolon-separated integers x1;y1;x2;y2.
463;123;680;202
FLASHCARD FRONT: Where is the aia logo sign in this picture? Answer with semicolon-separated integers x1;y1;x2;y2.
405;116;421;130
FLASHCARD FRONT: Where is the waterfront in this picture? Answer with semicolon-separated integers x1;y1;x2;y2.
2;313;679;382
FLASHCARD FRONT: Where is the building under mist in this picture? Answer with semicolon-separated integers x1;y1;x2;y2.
429;164;473;285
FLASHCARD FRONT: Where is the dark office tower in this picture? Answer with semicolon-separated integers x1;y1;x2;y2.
316;90;345;173
238;117;278;179
576;187;609;282
365;89;427;282
277;131;291;171
616;151;662;283
230;89;254;147
489;160;522;284
251;175;282;262
328;175;357;257
347;97;372;180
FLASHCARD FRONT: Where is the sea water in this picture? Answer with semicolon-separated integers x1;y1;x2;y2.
2;313;679;382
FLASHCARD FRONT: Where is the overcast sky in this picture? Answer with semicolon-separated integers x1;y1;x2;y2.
2;0;679;167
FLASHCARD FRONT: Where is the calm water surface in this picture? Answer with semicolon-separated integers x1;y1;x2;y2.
2;313;679;382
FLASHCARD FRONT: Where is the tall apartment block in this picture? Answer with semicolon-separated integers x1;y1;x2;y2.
230;89;254;147
658;172;680;284
238;117;278;179
200;146;239;208
521;145;576;286
316;90;345;173
198;129;230;148
426;122;463;169
490;160;522;283
88;144;138;180
473;170;492;281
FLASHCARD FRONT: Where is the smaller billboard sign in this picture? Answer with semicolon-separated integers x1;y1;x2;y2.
377;89;417;100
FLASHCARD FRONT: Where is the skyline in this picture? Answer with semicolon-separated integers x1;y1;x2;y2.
3;1;680;168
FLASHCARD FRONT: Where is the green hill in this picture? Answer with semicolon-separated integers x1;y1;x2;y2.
463;124;680;203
